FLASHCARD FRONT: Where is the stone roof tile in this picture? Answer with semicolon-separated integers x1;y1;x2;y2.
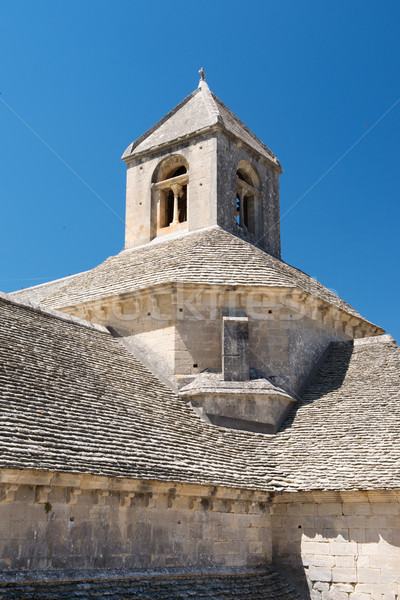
0;570;302;600
267;334;400;491
180;371;294;400
0;294;399;493
9;227;377;327
122;81;280;168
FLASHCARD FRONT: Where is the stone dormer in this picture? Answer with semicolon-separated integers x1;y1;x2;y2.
179;310;295;433
122;73;282;258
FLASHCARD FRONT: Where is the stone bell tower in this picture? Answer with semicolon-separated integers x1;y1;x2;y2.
122;70;282;258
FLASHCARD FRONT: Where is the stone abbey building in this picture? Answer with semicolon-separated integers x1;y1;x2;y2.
0;74;399;599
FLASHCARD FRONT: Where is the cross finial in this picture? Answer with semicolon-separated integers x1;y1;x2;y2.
199;67;206;80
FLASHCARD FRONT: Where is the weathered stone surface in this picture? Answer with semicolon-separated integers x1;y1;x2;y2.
122;79;280;167
272;493;400;599
222;314;250;381
2;74;399;600
179;371;294;433
0;569;301;599
9;227;377;329
0;294;398;493
0;478;273;571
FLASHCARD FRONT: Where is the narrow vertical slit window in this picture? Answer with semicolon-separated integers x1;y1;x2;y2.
235;162;260;235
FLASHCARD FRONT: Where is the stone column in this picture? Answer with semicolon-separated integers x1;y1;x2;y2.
170;183;183;225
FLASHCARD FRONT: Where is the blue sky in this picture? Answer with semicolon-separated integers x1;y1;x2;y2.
0;0;399;339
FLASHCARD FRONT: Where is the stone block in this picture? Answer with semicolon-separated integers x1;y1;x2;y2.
386;515;400;528
330;541;358;556
309;566;332;582
257;526;271;541
342;516;366;529
217;525;244;541
342;503;371;516
316;517;338;530
302;540;331;555
356;556;369;568
356;569;381;584
365;515;388;529
359;542;396;556
380;569;400;584
314;582;330;591
371;503;399;516
332;568;357;583
287;515;316;529
332;584;355;593
322;529;349;540
335;556;356;568
368;555;400;570
348;528;366;543
309;555;336;568
355;583;397;600
318;503;343;516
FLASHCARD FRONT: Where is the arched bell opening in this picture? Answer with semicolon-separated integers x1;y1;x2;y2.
151;156;189;238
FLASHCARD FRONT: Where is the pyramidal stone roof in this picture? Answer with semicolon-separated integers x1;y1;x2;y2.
1;292;399;493
122;79;281;170
9;227;382;331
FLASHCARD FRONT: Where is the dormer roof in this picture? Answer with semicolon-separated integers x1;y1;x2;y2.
122;80;281;171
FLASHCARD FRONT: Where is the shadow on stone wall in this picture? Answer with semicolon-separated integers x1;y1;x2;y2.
272;505;400;600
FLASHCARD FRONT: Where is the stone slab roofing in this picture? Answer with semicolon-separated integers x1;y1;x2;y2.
122;80;281;169
179;371;294;400
0;569;301;600
9;227;378;328
0;293;399;492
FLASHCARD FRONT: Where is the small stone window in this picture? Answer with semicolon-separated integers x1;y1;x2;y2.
236;161;260;235
151;156;189;237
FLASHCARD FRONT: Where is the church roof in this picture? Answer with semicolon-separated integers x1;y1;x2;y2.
9;227;381;330
0;569;301;600
122;80;281;170
1;293;399;493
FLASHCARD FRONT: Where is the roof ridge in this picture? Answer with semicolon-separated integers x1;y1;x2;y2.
353;334;397;346
0;291;109;335
211;92;278;162
9;227;382;330
122;89;200;159
122;84;281;167
9;270;87;294
331;334;397;349
120;225;220;254
198;80;221;123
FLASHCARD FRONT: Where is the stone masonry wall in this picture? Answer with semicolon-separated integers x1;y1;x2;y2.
125;135;217;248
174;287;350;396
75;285;353;396
0;470;271;572
216;132;281;258
271;492;400;600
